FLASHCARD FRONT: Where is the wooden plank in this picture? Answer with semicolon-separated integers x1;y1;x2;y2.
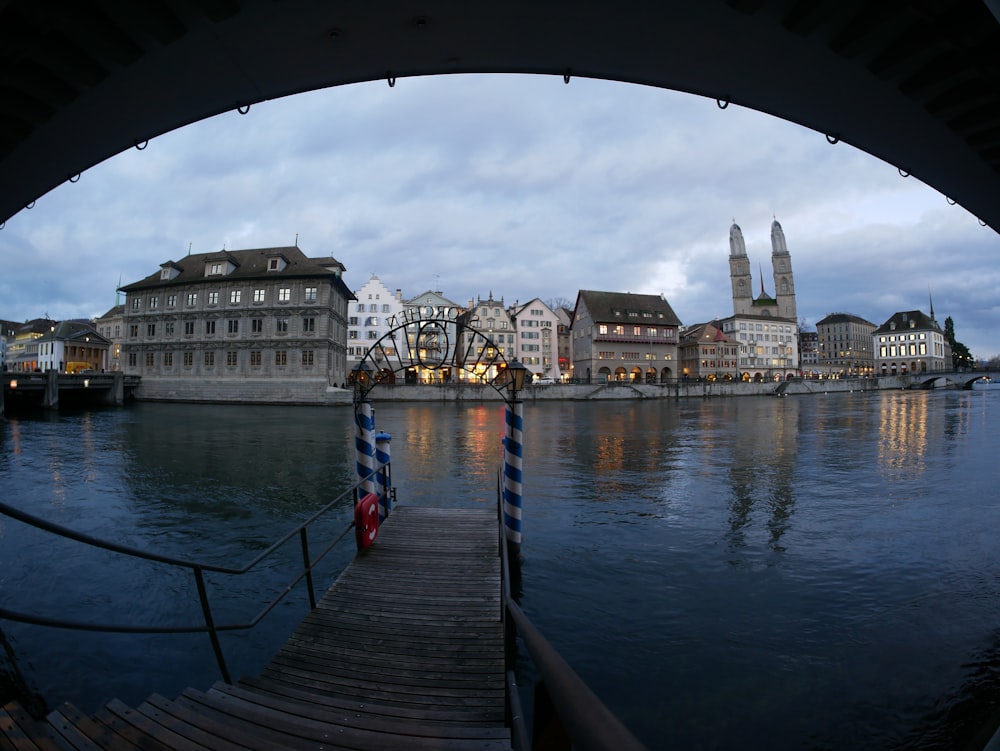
47;704;136;751
102;700;211;751
178;688;509;751
134;696;268;751
139;694;315;751
237;677;504;726
24;506;511;751
208;683;510;742
0;702;67;751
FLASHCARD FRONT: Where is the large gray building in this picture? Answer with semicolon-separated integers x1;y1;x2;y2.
571;290;682;383
816;312;876;376
119;245;355;403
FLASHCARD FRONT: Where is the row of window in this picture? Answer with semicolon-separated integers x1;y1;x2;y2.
878;333;928;343
740;333;795;344
737;322;794;333
130;349;316;368
595;324;676;338
596;351;672;361
130;317;317;337
880;343;928;358
356;303;394;313
131;287;319;310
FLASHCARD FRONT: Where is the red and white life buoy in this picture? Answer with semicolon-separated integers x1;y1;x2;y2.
354;492;379;550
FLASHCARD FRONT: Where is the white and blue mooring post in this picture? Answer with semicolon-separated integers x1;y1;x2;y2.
354;401;376;499
374;431;392;521
503;399;524;556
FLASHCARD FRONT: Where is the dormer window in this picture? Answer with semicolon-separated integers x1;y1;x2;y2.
160;262;181;281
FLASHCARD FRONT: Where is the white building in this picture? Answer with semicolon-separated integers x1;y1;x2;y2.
35;320;112;373
347;274;405;363
510;298;561;381
873;310;951;375
719;314;800;381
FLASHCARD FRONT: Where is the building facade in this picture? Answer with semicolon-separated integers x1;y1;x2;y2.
95;304;125;372
719;314;800;380
571;290;682;383
799;330;819;373
456;293;513;384
347;274;405;365
554;306;573;382
816;312;877;376
873;310;951;375
678;321;740;381
510;298;561;382
119;246;354;399
36;320;111;373
4;319;55;373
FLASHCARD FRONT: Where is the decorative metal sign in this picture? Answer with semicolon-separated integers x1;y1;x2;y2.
351;312;516;401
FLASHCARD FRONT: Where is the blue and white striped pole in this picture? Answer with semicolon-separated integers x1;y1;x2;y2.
503;400;523;554
375;431;392;521
354;401;376;498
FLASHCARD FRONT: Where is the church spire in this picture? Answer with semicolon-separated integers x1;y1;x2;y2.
729;221;747;256
771;218;789;255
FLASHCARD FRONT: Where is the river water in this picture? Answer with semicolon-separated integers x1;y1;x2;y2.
1;390;999;749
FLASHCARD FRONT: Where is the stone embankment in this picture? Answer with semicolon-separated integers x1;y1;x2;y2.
134;375;918;406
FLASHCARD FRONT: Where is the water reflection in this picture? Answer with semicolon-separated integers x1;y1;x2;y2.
2;392;999;751
878;391;930;475
722;399;799;557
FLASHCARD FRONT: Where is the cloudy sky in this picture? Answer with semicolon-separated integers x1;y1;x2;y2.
1;74;997;358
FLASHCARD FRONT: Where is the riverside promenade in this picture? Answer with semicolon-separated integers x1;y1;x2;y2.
118;371;986;407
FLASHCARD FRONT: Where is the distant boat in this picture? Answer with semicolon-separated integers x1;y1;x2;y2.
972;376;1000;390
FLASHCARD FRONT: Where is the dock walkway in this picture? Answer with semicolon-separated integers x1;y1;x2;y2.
1;506;511;750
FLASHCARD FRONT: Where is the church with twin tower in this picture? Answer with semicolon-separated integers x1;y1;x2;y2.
721;219;800;379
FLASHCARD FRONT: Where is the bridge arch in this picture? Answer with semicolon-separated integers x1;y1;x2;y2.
1;2;998;232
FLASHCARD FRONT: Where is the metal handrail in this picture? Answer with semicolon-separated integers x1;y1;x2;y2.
497;466;646;751
0;466;384;682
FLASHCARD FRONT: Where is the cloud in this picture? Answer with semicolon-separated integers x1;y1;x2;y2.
1;74;997;356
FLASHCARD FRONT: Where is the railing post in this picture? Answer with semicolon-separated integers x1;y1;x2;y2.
503;400;523;558
300;528;316;609
355;400;376;497
375;432;392;521
193;566;231;683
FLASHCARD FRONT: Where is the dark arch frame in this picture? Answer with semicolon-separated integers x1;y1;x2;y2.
1;2;998;231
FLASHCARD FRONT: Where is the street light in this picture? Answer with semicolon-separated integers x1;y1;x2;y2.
352;360;373;402
505;358;529;402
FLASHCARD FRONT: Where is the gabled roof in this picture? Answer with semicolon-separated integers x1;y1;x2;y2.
404;290;463;309
96;304;125;320
680;321;734;346
120;246;347;291
36;320;110;344
574;290;682;327
873;310;942;335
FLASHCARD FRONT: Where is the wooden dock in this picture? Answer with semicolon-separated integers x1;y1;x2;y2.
0;506;511;750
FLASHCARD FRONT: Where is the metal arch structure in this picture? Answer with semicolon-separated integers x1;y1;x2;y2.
1;2;999;233
350;314;518;403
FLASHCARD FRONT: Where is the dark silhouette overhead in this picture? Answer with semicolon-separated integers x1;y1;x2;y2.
1;1;999;232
